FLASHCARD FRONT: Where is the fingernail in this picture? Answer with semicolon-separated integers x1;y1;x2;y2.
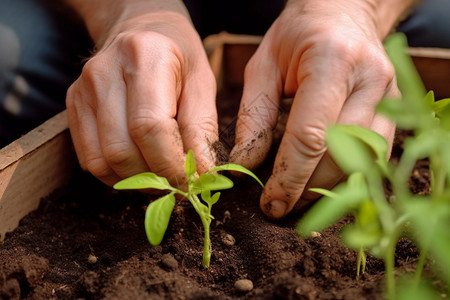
266;200;288;219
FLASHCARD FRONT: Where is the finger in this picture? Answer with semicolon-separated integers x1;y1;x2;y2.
177;63;219;173
229;51;282;170
125;41;186;186
300;69;398;204
95;67;149;180
66;79;121;186
260;68;350;219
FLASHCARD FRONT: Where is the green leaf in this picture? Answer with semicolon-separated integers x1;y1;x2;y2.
144;193;176;246
308;188;339;199
341;223;382;249
397;279;443;300
396;133;440;182
435;99;450;130
377;99;419;129
342;200;382;249
296;173;368;238
208;163;264;187
191;174;234;194
356;200;379;227
432;97;450;115
383;34;435;132
440;140;450;177
201;189;211;203
428;226;450;285
201;191;220;206
405;200;450;285
384;34;427;105
326;125;375;175
113;172;174;191
423;90;435;108
210;192;221;205
185;150;197;180
337;125;389;174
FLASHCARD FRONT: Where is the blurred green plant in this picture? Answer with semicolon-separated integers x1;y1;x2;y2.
296;33;450;300
114;150;263;268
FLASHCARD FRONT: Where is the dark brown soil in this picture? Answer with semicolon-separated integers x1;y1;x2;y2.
0;87;432;300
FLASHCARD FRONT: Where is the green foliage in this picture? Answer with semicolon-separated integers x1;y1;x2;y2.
114;150;263;268
144;193;176;246
296;33;450;299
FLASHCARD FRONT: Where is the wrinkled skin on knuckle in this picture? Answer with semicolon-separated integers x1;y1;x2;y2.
118;31;183;75
128;114;163;145
285;124;327;160
364;48;396;90
101;140;134;170
77;58;112;104
179;116;218;140
84;155;111;180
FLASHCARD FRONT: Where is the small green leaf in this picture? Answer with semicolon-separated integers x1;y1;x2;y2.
326;125;374;175
377;99;419;129
209;163;264;187
201;189;221;206
185;150;197;179
336;125;389;174
191;174;234;194
341;223;382;249
144;193;176;246
424;90;436;107
384;33;427;104
113;172;174;191
296;173;368;238
209;192;221;206
396;133;440;181
435;99;450;130
308;188;339;199
433;97;450;114
201;189;211;202
356;200;379;227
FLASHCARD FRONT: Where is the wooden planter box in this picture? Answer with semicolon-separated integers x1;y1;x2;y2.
1;32;449;241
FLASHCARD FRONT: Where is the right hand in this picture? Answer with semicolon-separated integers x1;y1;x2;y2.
66;9;218;187
230;0;398;219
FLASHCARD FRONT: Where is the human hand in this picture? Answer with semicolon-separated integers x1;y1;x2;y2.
230;0;403;219
66;2;218;187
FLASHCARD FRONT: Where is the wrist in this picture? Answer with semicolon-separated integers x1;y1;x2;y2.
64;0;191;48
372;0;419;39
285;0;418;40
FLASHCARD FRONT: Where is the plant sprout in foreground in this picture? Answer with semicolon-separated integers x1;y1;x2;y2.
114;150;263;268
297;33;450;300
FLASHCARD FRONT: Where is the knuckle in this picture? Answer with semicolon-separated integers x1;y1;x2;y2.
78;59;108;99
128;114;162;143
65;85;76;109
84;155;111;179
119;31;181;64
181;116;217;137
285;124;327;159
117;31;183;83
370;55;395;86
102;141;133;168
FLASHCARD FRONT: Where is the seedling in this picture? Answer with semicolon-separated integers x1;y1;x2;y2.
114;150;263;267
296;33;450;300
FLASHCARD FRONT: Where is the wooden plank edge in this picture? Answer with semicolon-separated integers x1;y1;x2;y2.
0;110;77;241
408;47;450;59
